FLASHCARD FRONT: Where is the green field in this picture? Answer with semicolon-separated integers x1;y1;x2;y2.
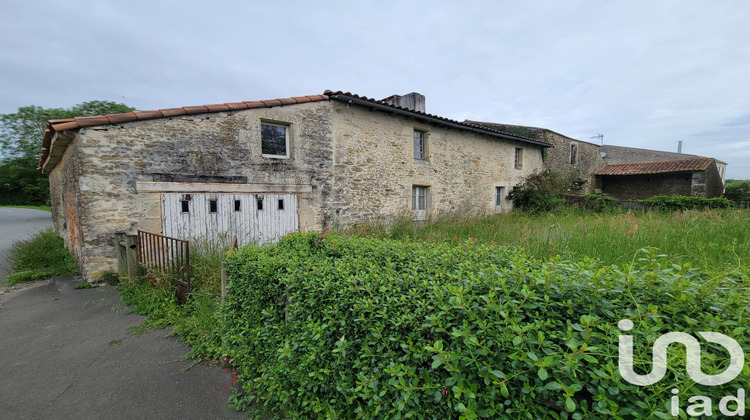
350;208;750;278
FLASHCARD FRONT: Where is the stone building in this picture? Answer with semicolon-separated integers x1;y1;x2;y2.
594;158;725;200
38;91;551;280
465;122;606;194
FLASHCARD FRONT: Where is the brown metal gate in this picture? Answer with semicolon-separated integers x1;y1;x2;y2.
137;230;190;302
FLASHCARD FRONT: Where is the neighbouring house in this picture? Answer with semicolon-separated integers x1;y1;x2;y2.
594;158;724;200
38;90;551;281
465;122;606;194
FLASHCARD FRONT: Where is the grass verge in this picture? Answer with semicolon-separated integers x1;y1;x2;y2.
6;228;79;285
0;205;52;212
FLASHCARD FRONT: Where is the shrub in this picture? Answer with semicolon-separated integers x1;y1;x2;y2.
223;233;750;419
638;196;732;211
566;194;621;213
508;171;569;212
6;228;78;284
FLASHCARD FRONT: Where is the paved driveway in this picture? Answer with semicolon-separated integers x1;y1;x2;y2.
0;207;53;286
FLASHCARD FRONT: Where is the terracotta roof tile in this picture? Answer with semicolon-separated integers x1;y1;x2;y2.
596;158;715;176
182;106;208;115
133;110;164;120
204;104;230;112
260;99;282;107
292;96;312;104
244;101;266;109
160;108;187;117
278;97;297;105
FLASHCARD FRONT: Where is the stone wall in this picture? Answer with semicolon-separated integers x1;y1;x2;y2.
47;100;547;279
690;162;724;198
329;102;543;223
48;134;85;275
541;131;606;194
598;173;693;200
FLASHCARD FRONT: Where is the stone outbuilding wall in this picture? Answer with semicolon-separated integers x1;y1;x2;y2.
42;92;549;280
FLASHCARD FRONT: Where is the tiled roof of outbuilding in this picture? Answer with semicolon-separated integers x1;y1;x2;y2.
39;90;551;171
595;158;715;176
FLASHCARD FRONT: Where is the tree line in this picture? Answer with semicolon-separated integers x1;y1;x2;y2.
0;101;133;205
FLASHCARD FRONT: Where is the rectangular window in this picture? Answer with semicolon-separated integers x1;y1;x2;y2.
514;148;523;169
234;200;241;212
414;129;427;160
261;122;289;158
278;199;284;210
495;187;505;213
495;187;505;206
570;143;578;165
209;199;218;213
412;186;428;211
257;197;264;210
180;200;189;213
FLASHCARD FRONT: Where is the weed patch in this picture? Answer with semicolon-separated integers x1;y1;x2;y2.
6;228;78;285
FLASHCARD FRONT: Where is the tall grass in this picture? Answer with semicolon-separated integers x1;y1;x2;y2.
5;228;79;285
348;208;750;276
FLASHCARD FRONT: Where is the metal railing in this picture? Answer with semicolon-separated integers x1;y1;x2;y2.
137;230;190;302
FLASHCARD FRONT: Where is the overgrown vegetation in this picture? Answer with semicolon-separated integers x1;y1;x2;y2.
116;208;749;418
637;195;732;211
352;208;749;278
221;233;749;419
5;228;78;285
724;179;750;203
507;170;570;212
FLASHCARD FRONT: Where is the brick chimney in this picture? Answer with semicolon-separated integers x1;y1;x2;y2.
383;92;425;113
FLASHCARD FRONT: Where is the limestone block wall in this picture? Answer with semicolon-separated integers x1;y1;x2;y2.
542;132;605;194
52;101;335;278
329;102;544;224
48;136;85;274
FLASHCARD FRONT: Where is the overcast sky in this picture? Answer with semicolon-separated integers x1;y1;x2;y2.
2;0;749;178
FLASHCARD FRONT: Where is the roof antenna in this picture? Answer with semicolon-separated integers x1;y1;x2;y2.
590;133;604;146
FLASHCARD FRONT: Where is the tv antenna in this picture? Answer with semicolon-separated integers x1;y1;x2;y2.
590;133;604;146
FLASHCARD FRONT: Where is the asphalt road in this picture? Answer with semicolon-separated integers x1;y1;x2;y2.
0;278;245;419
0;208;246;419
0;207;53;286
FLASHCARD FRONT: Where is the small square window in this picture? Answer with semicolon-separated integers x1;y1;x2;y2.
414;129;427;160
209;200;218;213
261;122;289;158
514;148;524;169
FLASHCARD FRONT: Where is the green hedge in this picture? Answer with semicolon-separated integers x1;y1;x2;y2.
637;196;732;211
223;233;749;419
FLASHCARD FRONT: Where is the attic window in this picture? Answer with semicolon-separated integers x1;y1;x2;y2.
278;199;285;210
261;122;289;158
180;200;190;213
234;200;241;211
209;200;218;213
257;197;264;210
514;148;524;169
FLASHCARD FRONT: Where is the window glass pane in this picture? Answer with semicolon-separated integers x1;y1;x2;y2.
414;130;425;159
209;200;218;213
257;197;263;210
234;200;241;211
496;187;504;206
181;201;189;213
278;199;284;210
261;124;287;156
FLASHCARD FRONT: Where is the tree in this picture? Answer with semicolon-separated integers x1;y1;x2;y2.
0;100;134;205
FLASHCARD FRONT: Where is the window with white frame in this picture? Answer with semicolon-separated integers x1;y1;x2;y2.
570;143;579;165
414;129;427;160
261;122;290;158
514;147;523;169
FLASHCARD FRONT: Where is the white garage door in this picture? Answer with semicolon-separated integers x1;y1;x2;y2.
161;193;298;247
